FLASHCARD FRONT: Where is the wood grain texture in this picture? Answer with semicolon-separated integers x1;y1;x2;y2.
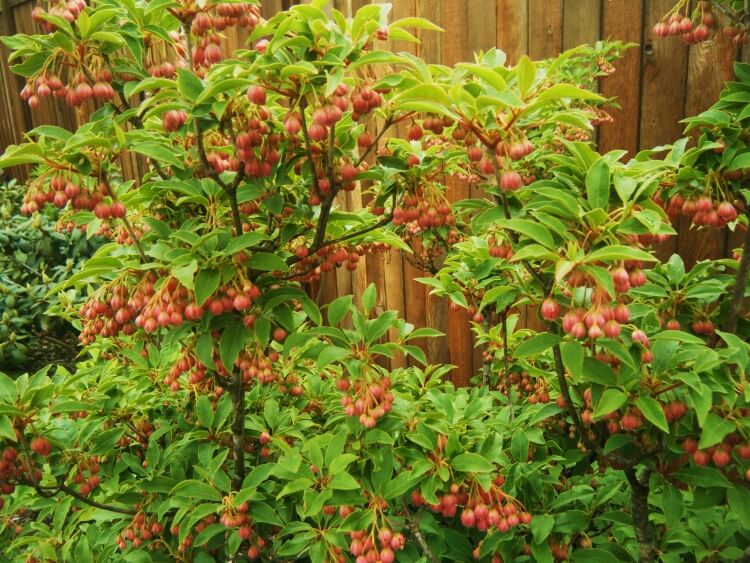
496;0;528;65
562;0;601;50
678;32;736;267
439;0;474;385
639;0;688;262
467;0;497;375
599;0;643;155
528;0;563;59
0;1;27;179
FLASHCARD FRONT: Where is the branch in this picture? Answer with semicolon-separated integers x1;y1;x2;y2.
231;367;246;490
57;478;137;515
624;467;657;563
709;0;745;27
354;117;394;167
723;221;750;333
551;339;600;455
401;502;439;563
18;432;136;514
501;312;514;420
225;169;245;237
100;175;147;262
489;157;549;291
298;97;322;199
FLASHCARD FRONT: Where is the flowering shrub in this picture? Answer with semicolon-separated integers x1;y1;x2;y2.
1;0;750;562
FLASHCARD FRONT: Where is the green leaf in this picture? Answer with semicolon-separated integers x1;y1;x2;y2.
193;524;226;547
389;16;443;32
196;395;214;429
172;259;197;291
90;30;125;47
515;333;560;357
535;83;604;103
0;143;45;168
328;295;353;326
194;269;221;306
247;252;290;272
727;151;750;171
316;346;350;371
250;502;283;526
511;430;529;462
531;514;555;544
362;284;377;315
195;78;252;106
636;396;669;433
394;83;452;108
516;55;536;97
278;478;315;498
224;232;269;255
220;323;246;372
672;466;732;488
132;142;184;169
177;68;204;102
665;254;685;284
592;389;628;419
698;413;735;449
499;219;555;249
660;482;684;529
688;383;712;427
451;453;494;473
0;373;16;402
727;488;750;528
0;416;16;441
583;245;656;264
171;480;222;501
560;341;584;381
457;63;508;92
570;549;621;563
328;472;361;490
586;158;610;210
328;454;358;474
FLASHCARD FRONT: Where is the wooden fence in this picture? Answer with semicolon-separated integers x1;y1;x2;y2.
0;0;745;384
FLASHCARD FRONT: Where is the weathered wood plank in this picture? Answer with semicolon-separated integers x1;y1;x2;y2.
599;0;644;155
496;0;528;65
439;0;474;386
527;0;563;59
562;0;600;50
678;30;736;267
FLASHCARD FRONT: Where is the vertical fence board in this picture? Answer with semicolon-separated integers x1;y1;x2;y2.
414;0;450;368
439;0;474;386
496;0;527;65
527;0;563;59
640;0;689;261
599;0;643;155
0;1;28;180
562;0;601;50
467;0;497;376
524;0;562;333
678;33;736;267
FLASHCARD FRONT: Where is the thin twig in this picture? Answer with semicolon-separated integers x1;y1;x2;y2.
101;175;147;261
723;220;750;334
354;118;394;167
231;366;246;490
501;312;514;420
57;479;137;515
709;0;745;27
402;502;439;563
